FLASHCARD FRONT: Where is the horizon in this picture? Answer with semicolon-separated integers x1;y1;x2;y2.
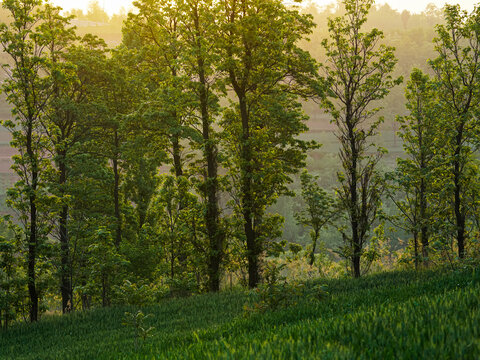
51;0;478;16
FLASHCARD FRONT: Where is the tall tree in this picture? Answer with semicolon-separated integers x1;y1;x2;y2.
429;4;480;259
38;3;80;314
0;0;54;322
180;0;224;291
320;0;401;277
219;0;317;287
390;69;440;268
125;0;224;290
87;49;144;249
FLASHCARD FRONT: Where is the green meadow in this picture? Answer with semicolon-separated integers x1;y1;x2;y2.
1;268;479;359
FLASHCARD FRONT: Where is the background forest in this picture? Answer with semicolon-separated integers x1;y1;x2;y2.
0;0;479;331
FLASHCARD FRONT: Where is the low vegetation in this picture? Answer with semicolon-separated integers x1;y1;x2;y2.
1;268;478;359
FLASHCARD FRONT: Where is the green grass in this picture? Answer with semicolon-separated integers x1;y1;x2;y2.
1;268;479;359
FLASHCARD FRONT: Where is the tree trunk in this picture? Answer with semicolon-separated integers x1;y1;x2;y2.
170;233;175;279
348;123;361;278
59;156;72;313
197;54;222;292
27;123;38;323
309;229;319;266
454;134;465;259
413;231;419;271
113;150;122;249
419;127;429;264
172;134;183;179
237;95;259;288
352;241;361;278
419;178;429;263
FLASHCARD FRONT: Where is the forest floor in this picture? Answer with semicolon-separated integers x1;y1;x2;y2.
1;268;479;359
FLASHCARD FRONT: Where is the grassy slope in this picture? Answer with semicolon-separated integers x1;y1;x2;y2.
1;269;479;359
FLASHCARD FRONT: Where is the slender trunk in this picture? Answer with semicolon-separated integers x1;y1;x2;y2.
190;4;223;291
112;134;122;248
197;55;222;292
352;241;361;278
309;229;319;266
170;232;175;279
58;155;72;313
27;122;38;322
348;122;361;278
419;176;429;263
413;231;419;271
28;212;38;322
172;134;183;178
238;96;259;288
454;132;465;259
4;286;10;329
170;133;186;272
60;203;72;312
418;124;429;263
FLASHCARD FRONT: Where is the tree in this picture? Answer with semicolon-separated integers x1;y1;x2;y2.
38;3;80;314
86;48;144;249
390;69;440;268
86;227;127;307
85;1;109;23
125;0;225;290
124;0;194;182
218;0;318;287
179;0;224;291
320;0;402;277
0;0;54;322
149;175;205;282
429;4;480;259
401;10;410;29
295;171;336;266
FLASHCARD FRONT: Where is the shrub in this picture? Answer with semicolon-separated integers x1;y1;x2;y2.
122;310;155;350
244;262;328;314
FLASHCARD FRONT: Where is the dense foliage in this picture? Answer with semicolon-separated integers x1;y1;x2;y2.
0;0;479;347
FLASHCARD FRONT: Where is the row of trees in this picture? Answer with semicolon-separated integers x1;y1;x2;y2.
392;4;480;269
0;0;321;324
0;0;479;327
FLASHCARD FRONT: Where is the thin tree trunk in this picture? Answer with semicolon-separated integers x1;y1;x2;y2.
170;232;175;279
348;122;361;278
238;96;259;288
59;155;72;313
27;122;39;322
309;229;319;266
419;130;429;264
112;139;122;249
454;134;465;259
102;275;107;307
413;231;419;271
196;51;222;292
172;134;183;179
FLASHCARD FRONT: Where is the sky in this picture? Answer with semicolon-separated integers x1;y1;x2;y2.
51;0;478;16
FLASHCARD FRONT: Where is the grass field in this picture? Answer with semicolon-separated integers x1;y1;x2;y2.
1;268;479;359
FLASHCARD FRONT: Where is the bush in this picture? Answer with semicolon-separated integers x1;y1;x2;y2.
244;262;327;314
114;280;169;306
165;274;198;298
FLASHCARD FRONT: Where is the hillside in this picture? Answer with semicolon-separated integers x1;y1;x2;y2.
1;268;479;359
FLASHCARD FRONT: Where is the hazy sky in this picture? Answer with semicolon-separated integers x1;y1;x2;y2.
51;0;478;15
